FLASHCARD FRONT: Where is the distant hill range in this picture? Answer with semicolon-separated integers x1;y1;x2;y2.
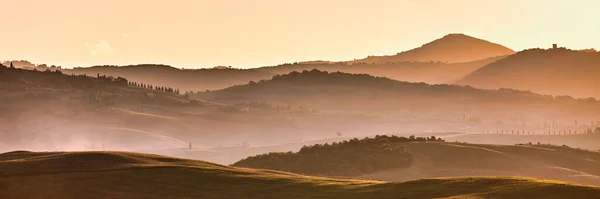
193;70;600;138
258;55;506;84
195;69;600;113
4;66;451;151
62;34;515;91
0;65;210;151
351;33;515;64
458;48;600;98
1;60;37;69
63;65;274;92
15;34;600;100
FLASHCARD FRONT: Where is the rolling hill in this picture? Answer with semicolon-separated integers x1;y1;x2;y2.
233;135;600;186
258;55;506;84
6;65;600;156
63;64;274;92
458;48;600;98
61;34;515;91
353;33;515;64
3;65;441;153
232;135;423;177
0;60;37;69
0;66;312;151
0;66;207;151
191;70;600;150
193;70;600;124
1;151;599;199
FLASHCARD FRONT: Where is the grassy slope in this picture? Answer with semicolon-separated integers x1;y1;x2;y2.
361;142;600;186
1;151;600;199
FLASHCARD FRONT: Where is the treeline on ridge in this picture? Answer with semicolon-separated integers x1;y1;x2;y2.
216;70;600;105
232;135;443;177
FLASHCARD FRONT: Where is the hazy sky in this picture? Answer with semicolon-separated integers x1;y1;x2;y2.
1;0;598;68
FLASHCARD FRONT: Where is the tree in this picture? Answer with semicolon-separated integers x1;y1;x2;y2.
10;62;14;69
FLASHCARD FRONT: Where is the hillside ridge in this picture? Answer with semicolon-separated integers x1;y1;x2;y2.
458;48;600;98
354;33;515;64
1;150;600;199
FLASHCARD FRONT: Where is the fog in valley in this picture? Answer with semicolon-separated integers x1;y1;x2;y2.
2;34;600;195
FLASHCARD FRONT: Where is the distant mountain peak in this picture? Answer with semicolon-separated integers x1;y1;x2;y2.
442;33;471;38
355;33;515;64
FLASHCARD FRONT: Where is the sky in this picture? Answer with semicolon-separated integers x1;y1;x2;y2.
1;0;598;69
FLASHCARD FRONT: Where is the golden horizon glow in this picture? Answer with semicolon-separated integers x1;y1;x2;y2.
1;0;598;68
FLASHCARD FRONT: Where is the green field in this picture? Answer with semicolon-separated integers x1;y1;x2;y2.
1;151;599;199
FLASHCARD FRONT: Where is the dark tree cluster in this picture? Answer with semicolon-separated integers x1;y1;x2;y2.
90;73;128;86
0;65;124;94
516;142;572;149
232;135;443;177
127;81;180;94
265;60;451;68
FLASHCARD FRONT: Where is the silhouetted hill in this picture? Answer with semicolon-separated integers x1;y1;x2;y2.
458;48;600;98
61;34;513;91
233;135;439;177
1;60;37;69
353;34;514;64
233;136;600;186
2;66;424;152
0;66;213;151
258;56;506;84
195;69;600;111
63;64;274;92
192;70;600;146
1;151;598;199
